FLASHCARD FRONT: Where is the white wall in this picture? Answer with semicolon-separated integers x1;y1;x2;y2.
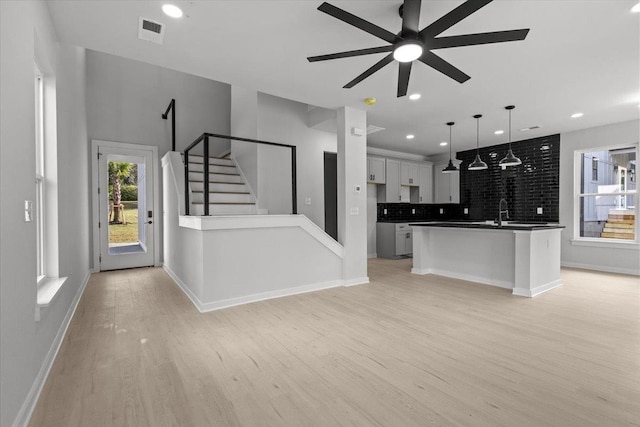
559;119;640;275
0;2;91;426
257;93;337;227
230;86;259;197
86;51;232;265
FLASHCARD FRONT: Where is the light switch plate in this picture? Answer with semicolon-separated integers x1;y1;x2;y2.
537;207;543;214
24;200;33;222
350;207;359;215
305;197;311;205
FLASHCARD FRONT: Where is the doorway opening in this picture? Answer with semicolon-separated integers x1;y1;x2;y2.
324;152;338;240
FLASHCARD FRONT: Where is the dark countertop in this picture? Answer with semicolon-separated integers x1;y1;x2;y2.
409;222;565;231
377;219;477;224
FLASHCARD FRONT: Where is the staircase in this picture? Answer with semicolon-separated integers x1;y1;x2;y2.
600;210;635;240
185;154;257;215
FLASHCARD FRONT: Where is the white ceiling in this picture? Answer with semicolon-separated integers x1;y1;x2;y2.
47;0;640;156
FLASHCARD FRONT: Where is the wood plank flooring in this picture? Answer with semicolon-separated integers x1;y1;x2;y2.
29;259;640;426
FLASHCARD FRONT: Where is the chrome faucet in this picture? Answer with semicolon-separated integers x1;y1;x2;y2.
498;198;509;226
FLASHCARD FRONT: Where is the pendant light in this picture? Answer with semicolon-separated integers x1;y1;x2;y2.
442;122;458;173
499;105;522;167
468;114;488;170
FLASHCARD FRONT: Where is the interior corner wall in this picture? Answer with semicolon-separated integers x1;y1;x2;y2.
559;119;640;274
0;2;91;426
85;51;232;265
256;93;337;227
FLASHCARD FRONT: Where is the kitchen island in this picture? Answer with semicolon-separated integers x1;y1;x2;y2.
410;222;565;297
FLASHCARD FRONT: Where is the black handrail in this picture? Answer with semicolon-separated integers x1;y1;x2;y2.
162;99;176;151
184;133;297;216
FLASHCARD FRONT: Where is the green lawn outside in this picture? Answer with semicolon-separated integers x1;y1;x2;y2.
109;201;139;244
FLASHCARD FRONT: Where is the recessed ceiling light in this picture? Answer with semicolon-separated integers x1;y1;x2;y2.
162;4;183;18
494;130;504;135
631;3;640;13
409;93;421;101
406;134;415;140
439;141;448;146
571;112;584;118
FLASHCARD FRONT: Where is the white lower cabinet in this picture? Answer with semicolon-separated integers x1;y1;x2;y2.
377;222;413;258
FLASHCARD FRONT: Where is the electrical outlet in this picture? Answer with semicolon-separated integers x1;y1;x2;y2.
412;209;415;214
537;207;543;214
383;209;387;215
350;207;359;215
464;208;469;215
305;197;311;205
440;208;444;214
24;200;33;222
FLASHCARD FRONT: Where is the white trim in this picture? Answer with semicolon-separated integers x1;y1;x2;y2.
513;280;562;298
164;264;344;313
570;238;639;250
179;214;345;258
14;271;91;427
35;276;68;321
91;140;160;270
367;147;429;162
411;267;513;290
342;277;370;287
561;261;640;276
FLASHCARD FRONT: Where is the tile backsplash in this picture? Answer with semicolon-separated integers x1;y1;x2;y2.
377;134;560;223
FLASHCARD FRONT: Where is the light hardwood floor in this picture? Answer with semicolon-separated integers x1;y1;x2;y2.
30;259;640;427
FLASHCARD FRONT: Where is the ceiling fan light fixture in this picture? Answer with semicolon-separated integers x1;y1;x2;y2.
631;3;640;13
393;39;423;63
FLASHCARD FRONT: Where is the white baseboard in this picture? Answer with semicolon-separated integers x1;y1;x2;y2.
14;270;91;427
411;267;512;290
164;263;345;313
162;264;206;312
513;279;562;298
561;261;640;276
343;277;370;287
367;253;377;259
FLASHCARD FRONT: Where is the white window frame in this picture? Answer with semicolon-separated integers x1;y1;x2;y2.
573;142;638;247
35;66;46;284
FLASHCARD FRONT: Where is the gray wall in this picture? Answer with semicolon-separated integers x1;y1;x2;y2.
86;51;232;264
0;2;90;425
559;119;640;274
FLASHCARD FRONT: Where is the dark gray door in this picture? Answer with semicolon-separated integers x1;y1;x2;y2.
324;152;338;240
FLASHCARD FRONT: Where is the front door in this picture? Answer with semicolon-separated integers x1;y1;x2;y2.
96;144;156;270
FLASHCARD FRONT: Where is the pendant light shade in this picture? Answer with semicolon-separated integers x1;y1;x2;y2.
499;105;522;167
442;122;458;173
468;114;488;171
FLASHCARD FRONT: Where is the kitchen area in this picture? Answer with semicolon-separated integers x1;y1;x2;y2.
369;133;563;297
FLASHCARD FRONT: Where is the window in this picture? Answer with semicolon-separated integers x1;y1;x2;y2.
576;144;637;242
35;64;45;283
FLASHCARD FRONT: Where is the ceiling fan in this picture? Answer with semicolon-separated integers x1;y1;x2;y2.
307;0;530;97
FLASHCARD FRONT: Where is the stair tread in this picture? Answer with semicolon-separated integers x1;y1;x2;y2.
189;170;240;176
191;190;250;195
192;202;256;205
189;180;245;184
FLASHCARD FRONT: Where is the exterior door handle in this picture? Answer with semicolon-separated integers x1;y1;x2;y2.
146;221;153;224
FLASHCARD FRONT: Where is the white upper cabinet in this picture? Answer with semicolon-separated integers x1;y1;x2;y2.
400;162;419;186
378;159;401;202
411;163;433;204
367;157;386;184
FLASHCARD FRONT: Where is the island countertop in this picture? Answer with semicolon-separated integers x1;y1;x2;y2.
409;221;565;231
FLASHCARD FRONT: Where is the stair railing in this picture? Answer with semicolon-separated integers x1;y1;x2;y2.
162;99;176;151
183;133;297;216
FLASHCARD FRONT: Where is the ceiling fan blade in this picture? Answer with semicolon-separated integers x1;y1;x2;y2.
397;62;412;97
344;54;394;89
430;29;530;49
401;0;422;35
318;2;399;44
420;0;493;40
419;51;470;83
307;45;394;62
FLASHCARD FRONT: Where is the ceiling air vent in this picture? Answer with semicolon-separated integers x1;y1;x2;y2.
366;125;385;135
138;17;165;44
519;125;542;132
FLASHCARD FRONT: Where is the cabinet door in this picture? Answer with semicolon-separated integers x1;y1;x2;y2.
434;164;451;203
401;162;418;186
368;157;386;184
382;159;401;202
395;232;409;255
450;169;460;203
405;231;413;254
417;164;433;204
